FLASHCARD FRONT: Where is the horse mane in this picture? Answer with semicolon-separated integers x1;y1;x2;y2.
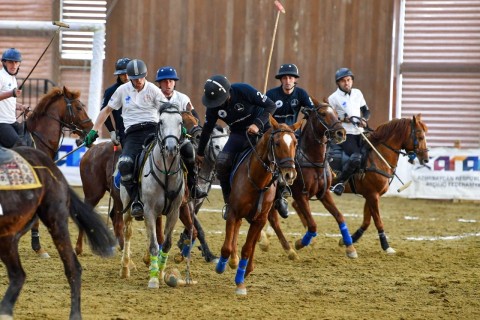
29;87;80;120
159;102;179;114
369;118;411;144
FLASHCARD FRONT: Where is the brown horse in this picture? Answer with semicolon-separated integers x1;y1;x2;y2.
0;147;115;320
333;114;429;254
76;111;202;256
215;114;301;295
26;86;93;257
260;102;358;259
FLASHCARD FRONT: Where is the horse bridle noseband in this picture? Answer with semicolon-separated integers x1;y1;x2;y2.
303;105;343;144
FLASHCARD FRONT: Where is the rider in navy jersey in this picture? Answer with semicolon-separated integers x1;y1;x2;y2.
101;57;131;147
196;75;276;219
266;63;315;218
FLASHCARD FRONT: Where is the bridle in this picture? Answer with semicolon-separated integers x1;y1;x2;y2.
301;105;343;144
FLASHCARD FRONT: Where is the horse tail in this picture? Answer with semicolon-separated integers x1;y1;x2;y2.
68;188;116;257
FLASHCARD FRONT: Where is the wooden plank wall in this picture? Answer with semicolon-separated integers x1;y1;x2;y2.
105;0;395;128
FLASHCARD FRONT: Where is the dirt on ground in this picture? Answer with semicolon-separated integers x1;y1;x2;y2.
1;188;479;320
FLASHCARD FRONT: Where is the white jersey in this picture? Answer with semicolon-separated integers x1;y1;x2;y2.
328;87;367;135
166;90;192;112
108;80;167;131
0;68;18;124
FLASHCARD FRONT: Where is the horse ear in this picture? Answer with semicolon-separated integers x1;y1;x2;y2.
269;114;279;128
291;119;302;131
311;97;320;106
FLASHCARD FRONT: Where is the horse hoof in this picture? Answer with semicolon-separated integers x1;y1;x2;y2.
338;238;345;247
235;286;247;295
258;241;269;252
228;256;239;269
286;249;299;261
0;313;14;320
148;277;160;289
120;267;130;279
36;248;50;259
174;252;184;264
346;245;358;259
294;239;304;251
385;247;396;255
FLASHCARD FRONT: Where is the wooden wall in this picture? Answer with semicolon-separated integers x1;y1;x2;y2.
105;0;395;127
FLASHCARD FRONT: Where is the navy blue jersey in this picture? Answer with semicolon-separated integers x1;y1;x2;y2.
266;86;314;125
101;77;125;139
197;83;275;156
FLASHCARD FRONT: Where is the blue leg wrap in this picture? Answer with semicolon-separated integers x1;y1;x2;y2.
301;231;317;247
235;258;249;285
216;256;228;274
379;231;389;251
339;222;353;246
181;240;195;257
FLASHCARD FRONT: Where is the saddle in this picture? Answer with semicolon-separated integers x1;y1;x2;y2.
0;148;42;190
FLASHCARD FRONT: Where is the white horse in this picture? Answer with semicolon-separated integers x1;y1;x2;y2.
119;103;185;289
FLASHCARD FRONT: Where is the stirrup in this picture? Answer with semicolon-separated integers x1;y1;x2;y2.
222;204;229;221
330;183;345;196
274;197;289;218
131;201;144;221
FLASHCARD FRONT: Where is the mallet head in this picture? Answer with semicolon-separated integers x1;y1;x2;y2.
52;21;70;28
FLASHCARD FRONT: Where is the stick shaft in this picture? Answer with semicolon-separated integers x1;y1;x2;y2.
263;11;281;94
359;130;392;169
55;143;85;163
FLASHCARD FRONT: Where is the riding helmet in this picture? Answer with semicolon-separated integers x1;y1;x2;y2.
275;63;299;79
335;68;355;82
114;57;131;75
202;75;231;109
126;59;147;79
1;48;22;62
155;66;180;82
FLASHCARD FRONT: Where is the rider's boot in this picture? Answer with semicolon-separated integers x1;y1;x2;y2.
123;179;144;220
330;153;361;196
185;160;208;198
274;185;290;218
220;181;231;221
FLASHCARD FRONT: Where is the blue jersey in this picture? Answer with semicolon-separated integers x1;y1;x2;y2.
197;83;276;156
266;86;314;125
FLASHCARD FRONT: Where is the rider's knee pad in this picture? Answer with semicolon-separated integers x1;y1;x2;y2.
118;155;134;181
350;153;362;168
215;151;234;182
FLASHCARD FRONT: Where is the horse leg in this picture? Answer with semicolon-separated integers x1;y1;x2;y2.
31;220;50;258
43;215;83;320
228;219;241;270
143;213;161;289
235;218;267;295
216;213;240;274
111;195;125;251
320;192;358;259
267;208;298;260
157;209;181;285
365;194;395;254
0;239;25;319
291;197;318;250
120;214;136;278
175;203;198;263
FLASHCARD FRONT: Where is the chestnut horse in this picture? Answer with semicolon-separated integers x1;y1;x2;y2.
215;115;301;295
261;102;358;259
26;86;93;258
333;114;429;254
0;147;115;320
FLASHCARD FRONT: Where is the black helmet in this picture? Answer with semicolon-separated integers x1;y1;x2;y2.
126;59;147;79
1;48;22;62
114;57;131;75
202;75;231;109
156;66;179;82
275;63;299;79
335;68;354;82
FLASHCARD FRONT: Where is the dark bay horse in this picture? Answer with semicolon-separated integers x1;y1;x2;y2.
215;115;301;295
26;86;93;257
260;102;358;259
0;147;115;320
333;114;429;254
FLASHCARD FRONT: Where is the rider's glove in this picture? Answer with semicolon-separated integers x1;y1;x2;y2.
84;129;98;148
110;131;120;146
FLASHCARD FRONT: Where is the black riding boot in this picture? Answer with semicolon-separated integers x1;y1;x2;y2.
220;181;231;221
274;185;290;218
330;160;358;196
185;160;208;198
122;179;144;220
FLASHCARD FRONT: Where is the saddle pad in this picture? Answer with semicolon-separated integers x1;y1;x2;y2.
0;150;42;190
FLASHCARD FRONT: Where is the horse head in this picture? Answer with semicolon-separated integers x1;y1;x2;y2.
269;114;301;185
181;111;202;145
304;99;346;145
205;125;229;163
58;86;93;137
408;114;429;165
157;103;183;157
